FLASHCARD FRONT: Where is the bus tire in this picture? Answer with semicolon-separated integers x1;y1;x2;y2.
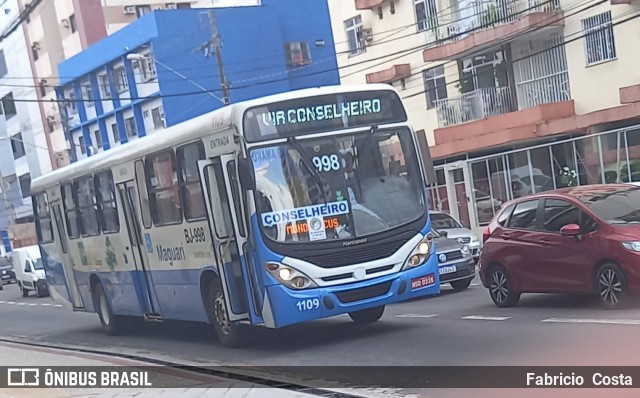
348;305;385;324
206;278;242;348
94;283;128;336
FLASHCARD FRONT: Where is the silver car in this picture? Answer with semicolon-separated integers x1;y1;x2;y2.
430;211;481;261
432;229;476;291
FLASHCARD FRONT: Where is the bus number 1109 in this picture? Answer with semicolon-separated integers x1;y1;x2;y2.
296;298;320;311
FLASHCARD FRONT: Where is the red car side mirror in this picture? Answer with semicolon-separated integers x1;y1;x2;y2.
560;223;582;236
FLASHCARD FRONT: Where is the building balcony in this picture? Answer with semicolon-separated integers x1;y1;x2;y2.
423;0;563;62
432;72;574;158
355;0;388;9
366;64;411;84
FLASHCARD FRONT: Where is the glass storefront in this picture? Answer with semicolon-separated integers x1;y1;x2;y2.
432;125;640;229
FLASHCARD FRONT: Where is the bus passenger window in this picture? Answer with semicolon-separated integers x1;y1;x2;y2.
61;183;81;239
34;193;54;244
177;142;206;221
204;163;233;238
146;150;183;226
135;160;152;228
75;176;101;237
95;170;119;233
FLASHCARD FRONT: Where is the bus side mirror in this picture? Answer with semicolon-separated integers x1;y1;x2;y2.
238;157;256;191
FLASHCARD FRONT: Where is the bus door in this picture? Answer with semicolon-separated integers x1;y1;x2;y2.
116;181;161;318
198;155;258;323
50;200;84;309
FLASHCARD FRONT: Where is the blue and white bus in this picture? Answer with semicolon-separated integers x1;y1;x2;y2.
30;84;441;347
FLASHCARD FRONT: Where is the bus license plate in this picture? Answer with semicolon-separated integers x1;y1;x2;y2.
439;265;457;275
411;274;435;290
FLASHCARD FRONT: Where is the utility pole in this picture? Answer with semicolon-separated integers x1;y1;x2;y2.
208;11;230;105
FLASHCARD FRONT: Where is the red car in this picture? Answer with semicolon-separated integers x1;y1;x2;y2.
479;184;640;308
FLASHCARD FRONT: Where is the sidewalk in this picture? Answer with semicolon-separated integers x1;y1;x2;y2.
0;342;325;398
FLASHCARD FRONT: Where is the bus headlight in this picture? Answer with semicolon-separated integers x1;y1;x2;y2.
402;234;433;270
264;262;318;290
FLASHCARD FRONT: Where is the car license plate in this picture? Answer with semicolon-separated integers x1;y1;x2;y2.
411;274;435;290
439;265;457;275
1;275;9;279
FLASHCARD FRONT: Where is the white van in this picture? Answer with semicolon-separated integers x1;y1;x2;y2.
13;245;49;297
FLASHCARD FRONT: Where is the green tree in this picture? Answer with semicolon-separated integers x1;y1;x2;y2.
620;160;640;182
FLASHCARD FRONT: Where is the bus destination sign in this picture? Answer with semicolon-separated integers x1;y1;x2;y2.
243;90;407;142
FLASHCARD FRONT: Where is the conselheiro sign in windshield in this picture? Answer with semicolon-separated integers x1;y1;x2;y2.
243;90;407;142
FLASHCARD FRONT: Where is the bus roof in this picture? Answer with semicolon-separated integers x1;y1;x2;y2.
30;83;397;194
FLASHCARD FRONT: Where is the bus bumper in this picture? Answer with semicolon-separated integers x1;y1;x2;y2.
263;258;440;328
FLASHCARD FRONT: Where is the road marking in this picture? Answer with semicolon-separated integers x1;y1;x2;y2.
6;301;15;305
542;318;640;325
471;283;480;286
16;303;25;306
395;314;438;318
0;301;4;303
53;304;62;308
462;315;511;321
28;303;37;306
41;303;52;306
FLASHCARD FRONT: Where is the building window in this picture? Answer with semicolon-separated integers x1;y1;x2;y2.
11;133;26;159
19;173;31;199
390;1;396;14
140;57;157;81
0;50;7;78
94;130;102;149
125;117;137;137
145;150;183;226
176;142;206;221
582;11;616;65
98;74;111;99
151;106;164;130
177;3;191;8
67;91;78;115
111;123;120;143
415;0;437;32
1;92;17;119
284;42;311;68
69;14;77;33
113;66;128;94
79;136;86;154
423;65;447;109
82;80;93;108
345;15;365;55
136;5;152;17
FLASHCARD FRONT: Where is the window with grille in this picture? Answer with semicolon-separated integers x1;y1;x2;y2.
423;65;447;109
285;42;311;68
415;0;438;32
345;15;365;55
581;12;616;65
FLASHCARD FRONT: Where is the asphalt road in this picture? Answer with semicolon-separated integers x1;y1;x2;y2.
2;277;640;397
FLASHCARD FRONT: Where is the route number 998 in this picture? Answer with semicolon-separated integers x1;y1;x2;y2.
296;298;320;311
312;154;341;172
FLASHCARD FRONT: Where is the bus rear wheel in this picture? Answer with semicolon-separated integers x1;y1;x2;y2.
94;283;129;336
348;305;385;324
206;278;242;348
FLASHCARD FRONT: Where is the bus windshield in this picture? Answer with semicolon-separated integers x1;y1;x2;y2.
251;127;426;243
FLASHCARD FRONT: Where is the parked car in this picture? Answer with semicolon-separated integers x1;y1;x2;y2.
479;184;640;309
430;211;481;261
432;229;476;290
0;256;16;286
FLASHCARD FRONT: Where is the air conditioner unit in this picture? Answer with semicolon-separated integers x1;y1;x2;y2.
165;3;177;9
362;28;374;42
124;5;136;14
60;18;69;28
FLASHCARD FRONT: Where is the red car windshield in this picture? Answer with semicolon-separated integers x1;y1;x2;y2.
577;186;640;225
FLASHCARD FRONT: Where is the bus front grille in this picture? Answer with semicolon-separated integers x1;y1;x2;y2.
334;281;393;304
298;232;414;268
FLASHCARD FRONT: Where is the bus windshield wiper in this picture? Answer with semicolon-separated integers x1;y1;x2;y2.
287;137;328;204
356;125;378;166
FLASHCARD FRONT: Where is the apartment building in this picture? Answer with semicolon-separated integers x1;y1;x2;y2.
57;0;339;161
329;0;640;234
102;0;195;34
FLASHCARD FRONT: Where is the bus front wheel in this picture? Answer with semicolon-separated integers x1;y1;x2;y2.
94;283;128;335
348;305;385;324
206;278;242;348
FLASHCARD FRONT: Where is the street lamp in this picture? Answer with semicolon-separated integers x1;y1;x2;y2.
126;53;226;104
